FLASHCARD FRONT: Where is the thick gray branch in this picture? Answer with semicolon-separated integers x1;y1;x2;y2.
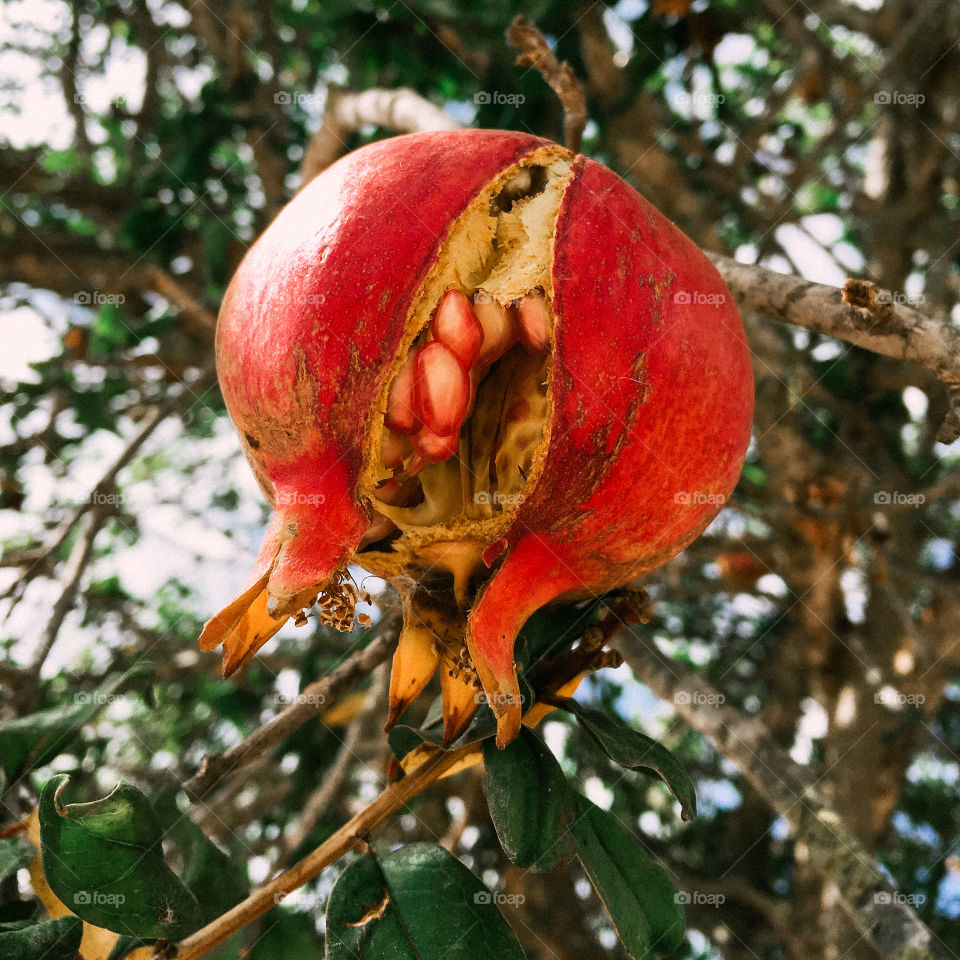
711;253;960;441
623;634;949;960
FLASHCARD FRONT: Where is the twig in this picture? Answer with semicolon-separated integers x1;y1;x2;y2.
622;634;949;960
300;88;458;184
272;664;388;867
24;505;110;682
506;16;587;152
182;624;398;801
166;741;475;960
149;267;217;335
1;405;171;571
710;254;960;442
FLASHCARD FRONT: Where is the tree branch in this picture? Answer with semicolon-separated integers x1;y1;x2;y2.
506;16;587;153
182;624;398;801
300;88;459;184
622;634;950;960
167;741;475;960
1;405;173;572
711;253;960;442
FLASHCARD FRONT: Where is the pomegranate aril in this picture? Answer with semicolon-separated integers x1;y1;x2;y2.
415;341;470;437
432;290;482;366
473;290;517;366
411;427;460;463
385;351;420;434
514;292;551;353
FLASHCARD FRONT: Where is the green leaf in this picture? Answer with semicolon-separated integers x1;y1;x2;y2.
326;843;526;960
557;697;697;821
153;787;249;921
0;666;150;790
572;798;685;959
0;836;35;878
482;727;578;871
0;916;83;960
38;775;203;938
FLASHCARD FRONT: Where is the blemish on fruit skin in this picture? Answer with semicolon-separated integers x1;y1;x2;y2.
245;433;260;450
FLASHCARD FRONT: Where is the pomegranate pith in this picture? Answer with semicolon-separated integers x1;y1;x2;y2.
199;129;754;747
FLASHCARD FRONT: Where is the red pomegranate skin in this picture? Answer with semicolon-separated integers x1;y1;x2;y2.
205;129;754;739
468;155;752;703
213;130;553;620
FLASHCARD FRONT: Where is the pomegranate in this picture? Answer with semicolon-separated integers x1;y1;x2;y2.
199;130;753;747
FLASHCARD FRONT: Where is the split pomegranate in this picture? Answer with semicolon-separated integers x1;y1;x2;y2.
199;129;753;747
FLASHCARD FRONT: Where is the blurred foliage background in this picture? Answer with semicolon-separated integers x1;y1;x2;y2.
1;0;959;958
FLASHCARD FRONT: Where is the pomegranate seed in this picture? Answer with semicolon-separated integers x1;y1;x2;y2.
473;290;517;366
414;341;470;437
432;290;482;366
514;292;551;353
384;350;420;434
411;427;460;463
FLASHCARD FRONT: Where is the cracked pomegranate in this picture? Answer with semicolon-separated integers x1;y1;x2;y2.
198;129;753;747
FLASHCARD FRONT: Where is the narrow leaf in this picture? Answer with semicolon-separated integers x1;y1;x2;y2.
572;797;685;958
482;727;577;871
558;697;697;820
